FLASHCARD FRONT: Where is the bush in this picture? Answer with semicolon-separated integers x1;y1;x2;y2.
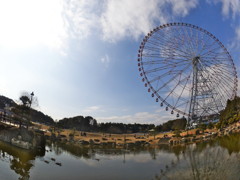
69;133;74;137
173;130;181;137
207;122;214;129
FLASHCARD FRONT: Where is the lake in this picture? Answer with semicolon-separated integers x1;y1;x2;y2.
0;134;239;180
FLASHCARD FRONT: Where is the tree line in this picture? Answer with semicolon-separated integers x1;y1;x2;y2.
54;116;187;134
216;96;240;129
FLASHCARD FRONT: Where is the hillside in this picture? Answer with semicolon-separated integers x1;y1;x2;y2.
217;96;240;128
0;95;54;125
0;95;16;109
30;109;55;125
57;116;97;131
155;118;187;132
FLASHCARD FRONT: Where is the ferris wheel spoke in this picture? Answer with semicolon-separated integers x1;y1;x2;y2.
201;59;234;70
142;45;188;58
202;61;237;78
175;99;191;116
148;69;183;83
183;27;198;55
162;74;192;103
201;66;235;88
195;27;201;52
155;64;192;93
142;46;164;53
142;51;191;61
201;49;226;57
198;33;216;54
142;56;190;66
213;68;236;78
212;75;235;94
153;39;194;59
202;57;227;63
201;56;228;61
146;39;192;59
175;100;189;109
174;26;195;55
144;63;189;74
201;68;234;99
141;57;190;65
202;65;236;79
203;60;235;71
173;73;192;109
202;59;231;67
145;66;177;74
177;26;196;55
199;39;219;55
147;44;191;59
154;29;194;57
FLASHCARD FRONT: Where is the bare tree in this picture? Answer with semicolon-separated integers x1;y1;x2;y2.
18;91;38;129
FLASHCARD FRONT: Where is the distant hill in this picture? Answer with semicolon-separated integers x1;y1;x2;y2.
156;118;187;132
56;116;155;133
0;95;16;109
30;109;55;125
57;116;97;131
217;96;240;128
0;95;54;126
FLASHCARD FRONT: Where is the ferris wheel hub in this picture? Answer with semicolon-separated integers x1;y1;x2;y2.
192;56;200;64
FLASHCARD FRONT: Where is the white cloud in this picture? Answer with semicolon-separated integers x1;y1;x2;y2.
82;106;102;113
236;26;240;39
226;26;240;54
100;0;163;42
100;54;110;68
211;0;240;18
100;0;198;42
237;78;240;96
208;1;240;65
96;109;176;125
0;0;67;49
169;0;199;16
62;0;102;39
62;0;198;42
0;0;198;52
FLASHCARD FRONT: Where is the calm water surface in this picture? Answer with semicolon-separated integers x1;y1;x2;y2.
0;134;239;180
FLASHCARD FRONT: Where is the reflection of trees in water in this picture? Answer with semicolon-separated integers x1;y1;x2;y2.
47;142;63;155
0;141;44;180
50;142;169;161
10;157;32;180
49;142;94;159
217;133;240;154
155;134;240;180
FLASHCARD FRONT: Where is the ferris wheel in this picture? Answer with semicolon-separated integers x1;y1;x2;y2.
137;22;238;125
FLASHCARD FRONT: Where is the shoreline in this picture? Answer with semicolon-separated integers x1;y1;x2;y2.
43;121;240;147
1;121;239;150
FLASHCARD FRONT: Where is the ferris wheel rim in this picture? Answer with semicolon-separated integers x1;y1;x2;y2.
138;22;238;117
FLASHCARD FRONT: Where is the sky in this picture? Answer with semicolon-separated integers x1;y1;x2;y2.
0;0;239;125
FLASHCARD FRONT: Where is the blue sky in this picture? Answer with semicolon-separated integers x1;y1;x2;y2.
0;0;239;124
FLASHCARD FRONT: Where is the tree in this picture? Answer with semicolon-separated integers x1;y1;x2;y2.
217;96;240;129
207;122;214;129
198;123;207;131
18;91;38;129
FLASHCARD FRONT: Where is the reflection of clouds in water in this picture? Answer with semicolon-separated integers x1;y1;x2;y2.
78;149;177;165
81;158;99;167
155;144;240;180
124;153;154;163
